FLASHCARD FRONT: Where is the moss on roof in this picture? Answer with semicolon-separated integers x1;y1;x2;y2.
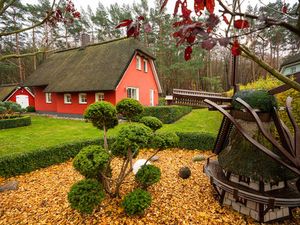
218;128;296;182
0;85;17;101
281;53;300;67
25;38;155;92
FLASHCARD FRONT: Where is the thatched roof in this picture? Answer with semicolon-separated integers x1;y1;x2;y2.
0;85;17;101
25;37;156;92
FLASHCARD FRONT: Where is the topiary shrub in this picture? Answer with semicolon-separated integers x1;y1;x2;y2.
84;101;118;149
135;164;161;188
116;98;144;122
111;123;153;157
152;132;179;149
121;188;152;216
232;90;277;113
68;179;105;214
139;116;163;131
73;145;110;179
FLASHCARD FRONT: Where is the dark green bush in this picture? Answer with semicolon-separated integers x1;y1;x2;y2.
149;132;179;149
139;116;163;131
121;188;152;215
68;179;105;214
176;132;215;150
0;116;31;129
135;165;161;188
73;145;110;179
116;98;144;122
111;124;153;157
232;90;277;113
0;138;116;178
84;101;118;130
26;106;35;112
141;106;192;124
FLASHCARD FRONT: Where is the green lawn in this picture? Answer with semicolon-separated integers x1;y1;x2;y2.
158;109;222;134
0;109;222;157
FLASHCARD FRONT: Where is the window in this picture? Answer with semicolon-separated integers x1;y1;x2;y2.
45;93;52;103
79;93;87;104
143;59;148;72
136;55;141;70
95;92;104;102
290;66;296;74
64;93;72;104
127;87;139;100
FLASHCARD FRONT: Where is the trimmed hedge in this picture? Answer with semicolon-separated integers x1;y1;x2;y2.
141;106;192;124
176;132;216;150
0;116;31;129
0;138;115;178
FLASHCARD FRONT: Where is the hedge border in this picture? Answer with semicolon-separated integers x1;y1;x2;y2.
0;116;31;129
0;132;216;178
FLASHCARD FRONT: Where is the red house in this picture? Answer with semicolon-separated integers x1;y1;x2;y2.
0;84;35;108
25;38;162;116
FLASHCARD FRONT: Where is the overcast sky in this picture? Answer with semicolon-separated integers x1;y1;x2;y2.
23;0;298;14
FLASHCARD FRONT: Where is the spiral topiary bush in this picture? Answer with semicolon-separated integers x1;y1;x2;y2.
135;164;161;188
68;179;105;214
121;188;152;215
73;145;110;179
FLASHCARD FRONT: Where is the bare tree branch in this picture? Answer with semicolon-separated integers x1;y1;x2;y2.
0;50;54;61
0;0;16;16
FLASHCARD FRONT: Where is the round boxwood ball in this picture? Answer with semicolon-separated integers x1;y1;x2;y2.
179;166;191;179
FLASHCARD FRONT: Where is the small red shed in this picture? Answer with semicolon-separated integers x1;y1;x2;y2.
0;84;35;108
25;37;162;116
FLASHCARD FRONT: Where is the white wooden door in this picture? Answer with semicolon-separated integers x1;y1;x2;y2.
16;95;29;108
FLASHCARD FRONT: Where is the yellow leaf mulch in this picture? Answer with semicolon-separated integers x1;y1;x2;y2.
0;149;299;225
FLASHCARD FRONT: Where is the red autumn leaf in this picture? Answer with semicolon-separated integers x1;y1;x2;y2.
138;16;145;20
194;0;205;15
187;35;196;44
282;5;288;13
181;4;192;19
234;19;249;29
207;27;212;33
116;19;133;28
184;46;193;61
206;0;215;14
222;14;229;25
231;39;241;56
174;0;181;16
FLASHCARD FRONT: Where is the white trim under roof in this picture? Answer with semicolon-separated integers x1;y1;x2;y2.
4;86;35;102
149;60;162;93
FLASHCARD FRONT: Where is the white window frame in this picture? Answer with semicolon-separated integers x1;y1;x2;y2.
95;92;105;102
79;93;87;104
136;55;141;70
64;93;72;104
150;89;154;106
143;59;148;73
45;92;52;103
127;87;139;100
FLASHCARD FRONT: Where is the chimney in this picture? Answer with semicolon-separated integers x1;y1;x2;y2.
81;33;90;47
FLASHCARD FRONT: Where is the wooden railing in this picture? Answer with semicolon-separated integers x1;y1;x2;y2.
169;89;232;108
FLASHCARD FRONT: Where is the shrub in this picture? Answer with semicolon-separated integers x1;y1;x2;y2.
68;179;105;214
139;116;163;131
111;124;153;157
26;106;35;112
0;138;117;178
73;145;110;179
150;132;179;149
116;98;144;122
141;106;192;124
0;116;31;129
135;165;161;188
176;132;215;150
121;188;152;215
232;90;277;113
158;97;166;106
84;101;118;130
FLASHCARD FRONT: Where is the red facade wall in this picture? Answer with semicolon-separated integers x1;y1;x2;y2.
7;87;35;107
115;53;159;106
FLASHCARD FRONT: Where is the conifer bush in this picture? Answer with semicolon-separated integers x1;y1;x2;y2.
68;179;105;214
135;165;161;188
121;188;152;216
139;116;163;131
116;98;144;122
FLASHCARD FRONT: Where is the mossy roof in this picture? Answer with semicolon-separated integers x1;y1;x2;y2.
0;85;17;101
25;37;155;92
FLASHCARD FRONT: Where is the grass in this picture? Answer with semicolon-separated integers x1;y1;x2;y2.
157;109;222;134
0;109;221;157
